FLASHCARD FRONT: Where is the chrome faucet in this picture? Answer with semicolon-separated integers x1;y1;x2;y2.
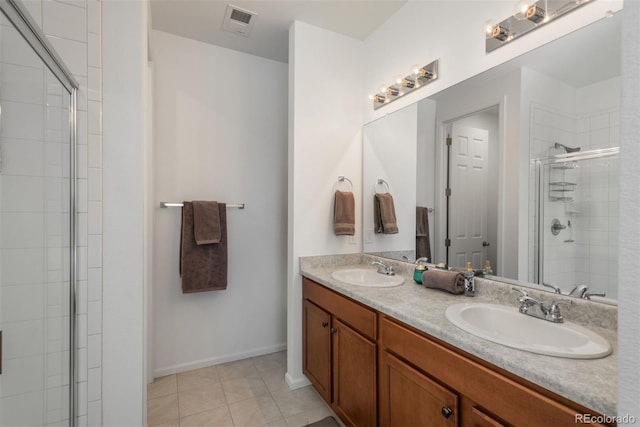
569;285;606;300
512;288;572;323
372;260;395;276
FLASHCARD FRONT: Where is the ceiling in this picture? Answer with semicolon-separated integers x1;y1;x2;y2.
150;0;408;63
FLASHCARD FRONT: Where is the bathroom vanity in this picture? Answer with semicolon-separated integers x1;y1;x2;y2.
301;255;616;427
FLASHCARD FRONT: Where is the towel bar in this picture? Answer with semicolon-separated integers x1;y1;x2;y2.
375;179;390;194
337;176;353;191
160;202;245;209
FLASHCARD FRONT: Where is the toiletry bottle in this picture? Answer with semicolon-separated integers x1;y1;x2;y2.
483;260;493;276
464;262;475;297
413;263;427;284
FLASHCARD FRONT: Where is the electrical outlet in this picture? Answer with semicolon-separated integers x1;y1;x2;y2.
348;235;357;245
365;229;374;244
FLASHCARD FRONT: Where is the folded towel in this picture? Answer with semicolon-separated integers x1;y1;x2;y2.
422;269;465;294
334;191;355;236
374;192;399;234
193;201;220;245
180;201;228;293
416;206;432;261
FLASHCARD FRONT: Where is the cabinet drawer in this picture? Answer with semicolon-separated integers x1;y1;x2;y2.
303;278;377;340
379;316;604;427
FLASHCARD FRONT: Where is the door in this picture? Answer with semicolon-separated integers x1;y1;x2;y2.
379;350;458;427
0;9;75;424
449;124;489;269
303;300;332;403
332;318;376;427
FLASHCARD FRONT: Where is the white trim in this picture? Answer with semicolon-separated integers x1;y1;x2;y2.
152;343;287;378
285;372;312;390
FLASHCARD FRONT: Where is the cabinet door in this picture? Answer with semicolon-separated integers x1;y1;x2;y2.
469;406;507;427
332;318;377;427
379;350;458;427
303;300;332;403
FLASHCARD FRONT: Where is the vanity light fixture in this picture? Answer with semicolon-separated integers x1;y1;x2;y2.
485;0;593;52
370;59;438;110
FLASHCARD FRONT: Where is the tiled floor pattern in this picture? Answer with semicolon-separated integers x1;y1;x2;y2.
147;351;343;427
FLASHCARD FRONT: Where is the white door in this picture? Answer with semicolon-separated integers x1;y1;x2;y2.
449;124;489;269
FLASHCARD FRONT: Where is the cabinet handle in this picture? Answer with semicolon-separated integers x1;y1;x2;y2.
441;407;453;419
322;321;329;328
330;328;337;334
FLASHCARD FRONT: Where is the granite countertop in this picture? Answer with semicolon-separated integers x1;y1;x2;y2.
300;254;617;417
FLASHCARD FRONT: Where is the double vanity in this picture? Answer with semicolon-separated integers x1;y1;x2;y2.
300;254;617;427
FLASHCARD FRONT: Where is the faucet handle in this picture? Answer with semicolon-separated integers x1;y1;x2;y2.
548;299;572;323
511;287;529;302
542;282;562;294
584;290;606;300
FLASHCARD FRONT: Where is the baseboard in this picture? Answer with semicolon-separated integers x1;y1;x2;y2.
285;372;311;389
153;342;287;379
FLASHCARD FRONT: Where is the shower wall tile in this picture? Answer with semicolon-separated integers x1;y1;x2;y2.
2;319;44;359
1;101;45;140
88;66;101;100
43;0;87;43
88;367;101;401
1;249;45;286
0;63;45;103
88;235;102;268
87;0;100;34
46;35;87;77
1;139;44;176
88;334;102;368
88;100;101;134
1;25;43;68
87;267;102;302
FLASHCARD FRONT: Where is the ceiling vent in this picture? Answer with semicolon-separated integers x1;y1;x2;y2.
222;4;257;37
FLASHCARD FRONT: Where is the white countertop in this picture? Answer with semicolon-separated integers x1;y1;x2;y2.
300;255;617;417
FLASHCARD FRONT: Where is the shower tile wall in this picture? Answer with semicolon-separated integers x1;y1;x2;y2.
528;76;620;298
3;0;105;424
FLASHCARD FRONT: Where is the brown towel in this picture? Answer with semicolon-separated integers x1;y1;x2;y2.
374;192;399;234
180;201;228;293
416;206;432;261
193;201;220;244
422;269;465;294
334;191;355;236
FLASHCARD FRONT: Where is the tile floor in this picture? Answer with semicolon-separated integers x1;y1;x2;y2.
147;351;342;427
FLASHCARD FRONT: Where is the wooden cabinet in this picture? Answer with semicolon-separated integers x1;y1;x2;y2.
303;299;331;402
303;278;377;427
378;315;609;427
303;276;610;427
379;349;458;427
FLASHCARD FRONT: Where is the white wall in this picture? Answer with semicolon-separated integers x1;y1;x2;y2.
102;1;147;424
287;21;363;387
150;30;288;376
363;103;417;255
618;0;640;417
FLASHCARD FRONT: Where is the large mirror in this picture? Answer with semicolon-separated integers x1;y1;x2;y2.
363;11;621;304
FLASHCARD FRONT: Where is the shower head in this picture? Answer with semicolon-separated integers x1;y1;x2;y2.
554;142;581;153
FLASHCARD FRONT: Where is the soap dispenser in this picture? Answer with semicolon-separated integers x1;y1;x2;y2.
483;260;493;276
413;257;428;284
464;262;475;297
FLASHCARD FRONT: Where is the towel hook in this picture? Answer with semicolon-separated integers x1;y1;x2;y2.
375;179;390;194
337;176;353;192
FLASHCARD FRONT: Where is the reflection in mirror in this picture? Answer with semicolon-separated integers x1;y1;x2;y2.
362;11;621;304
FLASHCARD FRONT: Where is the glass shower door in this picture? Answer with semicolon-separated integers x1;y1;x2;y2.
0;8;74;426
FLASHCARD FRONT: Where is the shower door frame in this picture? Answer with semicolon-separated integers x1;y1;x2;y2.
534;147;620;288
0;0;79;424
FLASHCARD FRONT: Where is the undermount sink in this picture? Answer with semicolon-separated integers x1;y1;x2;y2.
445;303;612;359
331;268;405;288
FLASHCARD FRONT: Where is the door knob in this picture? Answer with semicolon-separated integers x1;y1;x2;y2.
441;406;453;419
330;328;337;334
322;321;329;328
482;241;490;247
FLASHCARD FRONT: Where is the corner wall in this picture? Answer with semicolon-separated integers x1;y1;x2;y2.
149;30;288;376
287;21;364;387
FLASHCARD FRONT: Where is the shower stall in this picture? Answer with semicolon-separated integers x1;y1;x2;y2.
534;147;620;301
0;0;78;424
